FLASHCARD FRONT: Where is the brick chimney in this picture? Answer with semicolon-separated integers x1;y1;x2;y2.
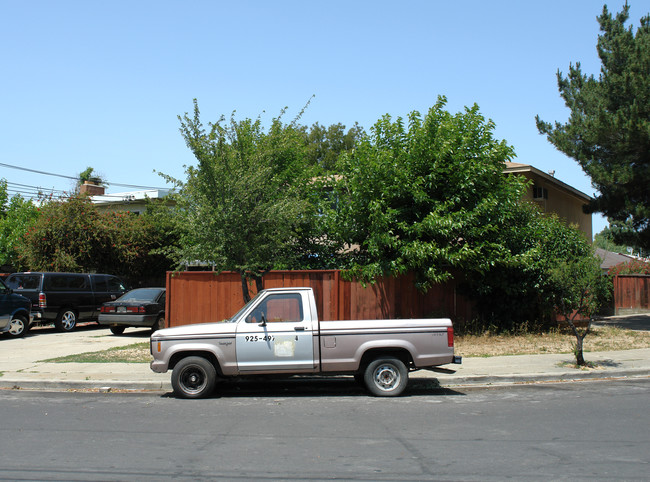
79;181;105;196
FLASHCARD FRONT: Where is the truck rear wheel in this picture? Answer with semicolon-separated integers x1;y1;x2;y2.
171;356;216;399
55;309;77;332
364;356;408;397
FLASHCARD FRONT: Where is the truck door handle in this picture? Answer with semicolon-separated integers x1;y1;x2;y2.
294;326;305;331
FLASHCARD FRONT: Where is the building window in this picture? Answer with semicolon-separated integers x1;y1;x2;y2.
533;185;548;200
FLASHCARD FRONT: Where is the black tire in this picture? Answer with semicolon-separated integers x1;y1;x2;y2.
110;326;126;335
151;315;165;333
171;356;217;399
363;356;408;397
55;309;77;332
8;314;29;338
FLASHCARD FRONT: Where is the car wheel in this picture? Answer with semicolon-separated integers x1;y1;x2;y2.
171;356;217;399
110;326;126;335
363;356;408;397
55;309;77;332
151;315;165;333
8;315;29;338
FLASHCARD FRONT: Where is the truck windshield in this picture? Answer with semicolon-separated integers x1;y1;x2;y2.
226;291;265;323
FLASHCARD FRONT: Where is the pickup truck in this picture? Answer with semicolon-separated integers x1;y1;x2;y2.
150;287;461;398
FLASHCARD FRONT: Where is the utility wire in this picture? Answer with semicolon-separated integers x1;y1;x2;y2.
6;181;67;193
0;161;170;190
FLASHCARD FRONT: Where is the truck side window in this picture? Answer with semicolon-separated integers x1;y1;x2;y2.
6;275;39;290
245;294;304;323
106;276;126;292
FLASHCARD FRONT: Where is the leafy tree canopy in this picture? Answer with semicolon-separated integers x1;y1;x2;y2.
537;3;650;249
325;96;527;290
170;100;336;301
303;122;365;172
0;179;41;269
16;195;177;285
457;196;612;332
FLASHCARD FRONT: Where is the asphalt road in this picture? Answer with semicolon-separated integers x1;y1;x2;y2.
1;379;648;481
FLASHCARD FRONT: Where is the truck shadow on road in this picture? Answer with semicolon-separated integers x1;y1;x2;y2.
165;376;466;399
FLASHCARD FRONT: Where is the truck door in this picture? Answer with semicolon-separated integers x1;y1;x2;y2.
236;292;315;372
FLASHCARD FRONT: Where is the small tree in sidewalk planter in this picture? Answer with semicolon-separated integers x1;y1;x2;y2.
549;255;612;366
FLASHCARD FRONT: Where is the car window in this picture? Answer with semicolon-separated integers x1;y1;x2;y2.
92;276;108;292
117;288;163;302
6;274;40;290
44;274;89;291
245;294;304;323
68;275;89;290
106;276;126;292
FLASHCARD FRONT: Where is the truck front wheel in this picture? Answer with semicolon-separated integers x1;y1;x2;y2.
171;356;216;399
364;356;408;397
8;314;29;337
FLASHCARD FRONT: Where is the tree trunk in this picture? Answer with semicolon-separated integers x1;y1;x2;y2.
574;334;586;366
568;317;591;367
241;274;251;304
254;275;263;293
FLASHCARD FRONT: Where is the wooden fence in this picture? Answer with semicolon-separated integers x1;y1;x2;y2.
165;270;474;328
613;275;650;315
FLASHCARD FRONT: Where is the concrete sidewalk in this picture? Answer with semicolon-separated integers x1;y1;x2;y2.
1;322;650;393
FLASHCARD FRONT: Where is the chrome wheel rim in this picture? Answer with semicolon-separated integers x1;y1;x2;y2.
61;312;76;330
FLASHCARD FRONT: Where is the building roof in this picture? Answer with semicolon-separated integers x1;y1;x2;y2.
595;248;635;271
90;189;172;205
504;162;592;202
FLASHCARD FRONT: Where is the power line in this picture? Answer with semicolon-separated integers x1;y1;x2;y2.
0;162;170;190
6;181;67;194
0;162;77;181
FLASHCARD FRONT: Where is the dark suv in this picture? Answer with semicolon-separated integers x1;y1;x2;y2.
4;272;128;332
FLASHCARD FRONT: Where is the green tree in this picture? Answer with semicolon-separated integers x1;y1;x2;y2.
536;3;650;250
172;100;326;302
548;254;611;366
458;200;607;333
0;180;41;270
18;195;128;274
16;195;176;285
137;196;187;282
325;96;527;291
304;122;364;172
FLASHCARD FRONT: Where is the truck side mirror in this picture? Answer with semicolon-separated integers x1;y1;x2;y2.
258;313;267;327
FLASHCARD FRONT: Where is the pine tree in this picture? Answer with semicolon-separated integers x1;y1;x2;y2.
537;4;650;249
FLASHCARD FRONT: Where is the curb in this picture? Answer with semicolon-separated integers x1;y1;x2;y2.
0;380;170;392
2;369;649;393
436;368;650;387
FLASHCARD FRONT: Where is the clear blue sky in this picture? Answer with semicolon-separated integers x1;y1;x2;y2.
2;0;646;235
